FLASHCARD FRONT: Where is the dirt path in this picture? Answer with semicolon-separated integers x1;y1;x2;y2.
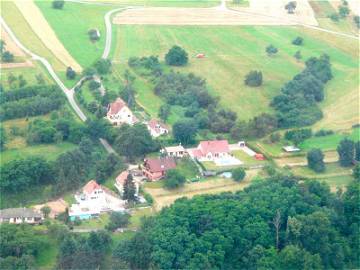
14;0;82;71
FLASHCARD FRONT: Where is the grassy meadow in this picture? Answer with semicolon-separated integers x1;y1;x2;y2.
113;25;358;128
83;0;219;7
35;1;115;68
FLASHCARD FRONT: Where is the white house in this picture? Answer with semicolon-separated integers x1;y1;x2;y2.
0;208;43;224
147;119;169;137
106;98;137;126
70;180;125;221
164;145;186;158
188;140;230;161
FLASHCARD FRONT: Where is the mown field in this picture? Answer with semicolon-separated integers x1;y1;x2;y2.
86;0;219;7
112;25;359;128
1;1;65;71
35;1;114;69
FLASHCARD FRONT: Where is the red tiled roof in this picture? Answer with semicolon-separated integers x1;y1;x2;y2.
116;171;129;185
145;157;176;173
199;140;230;155
148;119;168;131
83;180;101;194
108;98;127;115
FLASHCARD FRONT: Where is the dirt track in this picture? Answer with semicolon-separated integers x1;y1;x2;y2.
113;0;318;26
14;0;82;71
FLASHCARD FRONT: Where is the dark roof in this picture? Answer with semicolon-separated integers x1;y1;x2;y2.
0;208;43;219
145;157;176;173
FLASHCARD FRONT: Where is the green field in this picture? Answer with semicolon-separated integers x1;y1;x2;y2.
1;1;65;71
36;1;114;68
300;128;359;151
113;25;358;126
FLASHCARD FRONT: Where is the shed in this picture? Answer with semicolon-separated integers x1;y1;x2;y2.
255;153;265;160
283;146;300;152
196;53;205;58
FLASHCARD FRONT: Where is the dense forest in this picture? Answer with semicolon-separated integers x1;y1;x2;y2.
115;176;359;269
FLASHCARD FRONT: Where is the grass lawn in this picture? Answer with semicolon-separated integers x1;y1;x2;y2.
1;142;78;164
291;162;353;178
318;175;354;191
75;213;111;230
299;128;359;151
176;158;200;179
113;25;358;127
0;63;53;89
36;1;114;68
232;149;269;166
1;1;65;71
84;0;219;7
145;168;260;210
128;207;154;229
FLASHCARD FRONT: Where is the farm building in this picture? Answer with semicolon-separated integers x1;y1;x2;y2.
0;208;43;224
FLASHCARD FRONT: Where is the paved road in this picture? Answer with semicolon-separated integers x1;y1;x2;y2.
0;17;87;122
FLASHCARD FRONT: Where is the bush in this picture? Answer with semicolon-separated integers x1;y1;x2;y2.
270;132;281;143
88;29;100;41
232;167;246;181
266;44;278;56
292;36;303;46
106;212;130;231
52;0;64;9
1;51;14;62
244;71;263;87
284;129;312;145
165;45;188;66
95;59;111;75
89;80;101;91
164;169;186;189
66;67;76;80
329;13;339;22
314;129;334;137
338;5;350;18
307;149;325;172
354;15;360;28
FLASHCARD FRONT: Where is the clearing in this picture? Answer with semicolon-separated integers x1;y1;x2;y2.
113;25;358;124
13;0;82;71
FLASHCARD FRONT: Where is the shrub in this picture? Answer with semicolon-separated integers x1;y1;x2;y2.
1;51;14;62
164;169;186;189
314;129;334;137
95;59;112;75
284;129;312;145
88;29;100;41
232;167;246;182
292;36;303;46
66;67;76;80
106;211;130;231
52;0;64;9
244;71;263;87
329;13;339;22
88;80;101;91
266;44;278;56
165;45;188;66
307;149;325;173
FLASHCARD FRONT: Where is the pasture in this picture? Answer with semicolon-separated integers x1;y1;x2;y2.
36;1;114;68
113;25;358;126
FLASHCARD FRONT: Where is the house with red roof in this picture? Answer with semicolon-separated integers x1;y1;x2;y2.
106;97;137;126
114;170;140;198
142;157;177;181
147;119;169;137
188;140;230;161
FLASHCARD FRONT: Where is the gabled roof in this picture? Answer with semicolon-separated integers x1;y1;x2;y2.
83;180;102;194
0;208;43;219
148;119;168;131
116;171;129;185
144;157;176;173
199;140;230;155
165;145;185;153
108;98;128;115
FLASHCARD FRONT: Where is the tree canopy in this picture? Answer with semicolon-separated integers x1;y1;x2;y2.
165;45;188;66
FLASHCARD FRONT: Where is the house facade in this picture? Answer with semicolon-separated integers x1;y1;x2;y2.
188;140;230;161
0;208;43;224
147;119;169;137
164;145;186;158
106;98;137;126
70;180;125;221
142;157;177;181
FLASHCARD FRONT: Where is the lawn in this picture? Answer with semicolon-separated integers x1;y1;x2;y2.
36;237;59;270
176;158;200;179
84;0;219;7
232;149;269;166
299;128;360;151
1;1;65;71
1;142;78;164
113;25;358;127
35;1;115;68
291;162;353;178
128;207;154;229
145;168;260;210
